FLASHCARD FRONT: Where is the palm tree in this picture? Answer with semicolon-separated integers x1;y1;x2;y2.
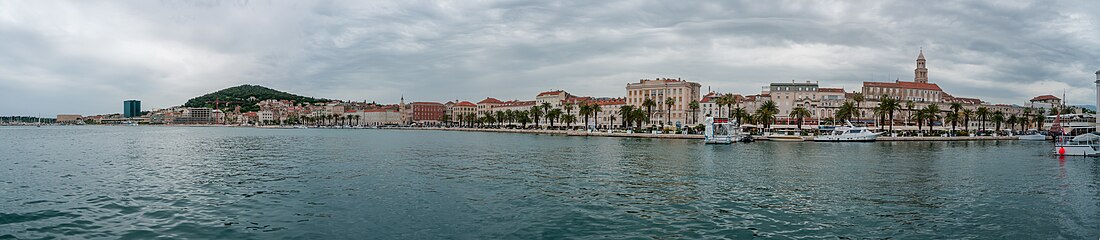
592;103;602;129
880;96;897;131
945;112;959;133
949;103;963;131
915;108;927;134
664;97;676;127
732;107;747;125
715;95;729;118
1034;108;1046;130
1007;114;1018;132
961;109;973;131
631;108;647;129
789;106;811;131
560;113;575;129
1021;107;1033;130
642;98;657;126
688;100;700;125
562;102;575;128
619;105;634;129
852;92;864;120
992;110;1005;132
756;100;779;129
905;101;915;126
546;108;562;128
530;106;543;128
726;94;743;119
496;111;506;127
836;101;857;123
517;110;530;128
873;106;885;131
924;104;941;132
976;106;989;131
579;103;593;129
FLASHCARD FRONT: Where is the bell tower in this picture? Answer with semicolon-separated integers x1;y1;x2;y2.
914;49;928;83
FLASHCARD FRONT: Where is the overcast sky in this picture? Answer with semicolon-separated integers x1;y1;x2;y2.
1;0;1098;116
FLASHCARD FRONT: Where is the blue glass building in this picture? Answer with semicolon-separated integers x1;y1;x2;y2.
124;100;141;118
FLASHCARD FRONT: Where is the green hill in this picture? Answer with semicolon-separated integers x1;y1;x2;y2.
183;85;330;112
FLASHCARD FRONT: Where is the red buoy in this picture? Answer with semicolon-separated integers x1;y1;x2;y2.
1058;147;1066;155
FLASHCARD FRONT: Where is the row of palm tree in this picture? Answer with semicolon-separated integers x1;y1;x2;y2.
298;114;360;126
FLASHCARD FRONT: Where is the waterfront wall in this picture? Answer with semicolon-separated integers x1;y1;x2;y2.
400;127;1021;141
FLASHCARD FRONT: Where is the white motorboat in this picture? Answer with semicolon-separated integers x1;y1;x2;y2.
766;130;806;142
813;121;883;142
1054;132;1100;156
1017;130;1047;141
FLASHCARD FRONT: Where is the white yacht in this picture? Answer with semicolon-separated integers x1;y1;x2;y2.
1054;133;1100;156
1017;129;1047;141
766;129;806;142
813;121;883;142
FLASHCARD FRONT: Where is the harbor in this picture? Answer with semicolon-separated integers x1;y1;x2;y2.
1;125;1096;239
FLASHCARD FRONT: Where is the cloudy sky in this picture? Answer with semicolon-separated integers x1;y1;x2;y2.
1;0;1098;116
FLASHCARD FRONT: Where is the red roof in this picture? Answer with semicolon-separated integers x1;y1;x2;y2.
478;97;503;104
345;109;358;113
1030;95;1060;102
455;101;476;107
591;98;626;106
537;90;568;97
818;88;845;93
411;101;444;106
863;81;942;91
499;100;537;107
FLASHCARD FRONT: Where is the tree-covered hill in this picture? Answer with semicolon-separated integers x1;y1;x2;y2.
183;85;330;112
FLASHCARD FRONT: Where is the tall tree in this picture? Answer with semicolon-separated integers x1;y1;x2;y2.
664;97;676;127
529;106;543;128
642;98;657;127
579;103;593;129
756;100;779;129
905;101;916;126
688;100;700;125
976;107;990;131
878;96;900;131
992;110;1005;132
852;92;864;120
592;103;602;129
961;109;973;131
789;106;811;131
619;105;634;129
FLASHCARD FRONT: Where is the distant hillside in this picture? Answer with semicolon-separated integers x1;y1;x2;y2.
183;85;330;112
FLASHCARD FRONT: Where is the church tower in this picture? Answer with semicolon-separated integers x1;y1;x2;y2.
914;49;928;83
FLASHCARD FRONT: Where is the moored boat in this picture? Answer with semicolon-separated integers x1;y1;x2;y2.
1054;132;1100;156
813;121;882;142
703;117;734;144
766;130;806;142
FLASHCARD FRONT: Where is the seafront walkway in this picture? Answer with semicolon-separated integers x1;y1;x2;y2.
400;127;1022;141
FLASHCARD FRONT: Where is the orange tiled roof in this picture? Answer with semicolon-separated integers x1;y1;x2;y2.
863;81;942;91
499;100;536;107
537;90;568;97
478;97;503;104
818;88;845;93
1030;95;1060;102
455;101;476;107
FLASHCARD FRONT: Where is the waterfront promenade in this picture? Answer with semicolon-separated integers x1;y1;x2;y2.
399;127;1022;141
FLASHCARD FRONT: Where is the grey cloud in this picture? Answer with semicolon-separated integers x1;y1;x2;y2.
0;0;1098;116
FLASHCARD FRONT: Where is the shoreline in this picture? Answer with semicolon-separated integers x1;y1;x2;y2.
12;124;1027;141
396;127;1023;141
